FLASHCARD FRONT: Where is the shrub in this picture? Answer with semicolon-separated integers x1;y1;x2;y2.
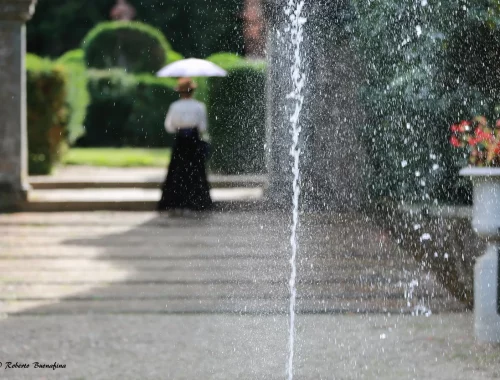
194;53;245;104
207;52;244;69
58;49;85;66
57;49;90;144
124;75;178;147
81;70;177;147
166;50;184;65
81;69;135;146
351;0;500;204
82;21;171;75
26;54;69;175
207;60;266;174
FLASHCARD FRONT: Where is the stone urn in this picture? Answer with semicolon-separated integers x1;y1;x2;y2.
460;167;500;342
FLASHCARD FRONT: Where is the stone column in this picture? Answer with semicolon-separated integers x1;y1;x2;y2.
0;0;37;210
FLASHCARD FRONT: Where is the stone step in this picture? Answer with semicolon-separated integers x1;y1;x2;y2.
29;173;268;190
23;188;264;212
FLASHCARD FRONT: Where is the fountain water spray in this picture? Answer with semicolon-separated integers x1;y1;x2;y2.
284;1;306;379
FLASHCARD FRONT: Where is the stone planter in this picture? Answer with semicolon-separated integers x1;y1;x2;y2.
460;167;500;237
460;167;500;342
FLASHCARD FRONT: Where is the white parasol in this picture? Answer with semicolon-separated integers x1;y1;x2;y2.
156;58;227;78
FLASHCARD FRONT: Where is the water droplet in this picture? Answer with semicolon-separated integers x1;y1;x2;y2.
420;233;431;242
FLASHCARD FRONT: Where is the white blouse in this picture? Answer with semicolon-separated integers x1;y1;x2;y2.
164;99;208;133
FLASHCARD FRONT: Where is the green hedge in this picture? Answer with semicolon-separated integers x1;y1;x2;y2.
58;49;85;66
124;75;177;147
57;49;90;144
26;55;69;175
82;21;173;75
81;69;135;146
207;52;244;69
207;60;266;174
81;69;177;147
194;53;245;103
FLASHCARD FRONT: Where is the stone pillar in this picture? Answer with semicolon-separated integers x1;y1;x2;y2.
0;0;37;210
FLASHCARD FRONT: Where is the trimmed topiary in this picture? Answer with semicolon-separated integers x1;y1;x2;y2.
82;21;171;75
26;54;69;175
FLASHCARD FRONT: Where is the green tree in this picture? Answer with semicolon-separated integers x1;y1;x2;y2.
352;0;500;203
28;0;115;57
28;0;244;59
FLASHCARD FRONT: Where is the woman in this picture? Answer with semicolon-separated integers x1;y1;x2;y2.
157;77;213;212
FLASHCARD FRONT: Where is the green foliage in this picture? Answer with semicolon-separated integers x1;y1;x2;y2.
81;69;177;147
58;49;85;66
27;0;115;58
207;62;266;174
207;52;245;69
27;0;243;60
57;50;90;144
81;69;136;146
129;0;244;58
124;75;178;147
26;55;69;175
82;21;171;75
166;50;184;64
351;0;498;204
63;148;171;167
193;53;245;104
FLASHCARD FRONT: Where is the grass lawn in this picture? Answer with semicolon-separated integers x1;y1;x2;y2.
62;148;171;167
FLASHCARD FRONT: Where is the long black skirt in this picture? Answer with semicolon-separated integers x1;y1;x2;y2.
157;128;213;211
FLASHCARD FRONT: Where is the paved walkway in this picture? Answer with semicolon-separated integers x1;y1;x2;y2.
0;211;498;379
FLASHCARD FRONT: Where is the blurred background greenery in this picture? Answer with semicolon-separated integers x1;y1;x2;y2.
27;0;244;59
26;0;266;176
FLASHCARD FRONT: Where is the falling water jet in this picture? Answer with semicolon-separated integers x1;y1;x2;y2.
283;1;306;379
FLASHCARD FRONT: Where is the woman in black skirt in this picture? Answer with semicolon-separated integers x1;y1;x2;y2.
157;77;213;211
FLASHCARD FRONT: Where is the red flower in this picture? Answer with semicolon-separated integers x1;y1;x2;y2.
450;116;500;167
495;143;500;154
450;136;461;147
459;120;471;132
474;128;493;142
468;137;477;146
